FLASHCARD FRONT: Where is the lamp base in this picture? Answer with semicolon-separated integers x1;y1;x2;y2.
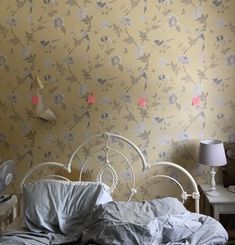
206;190;220;197
207;166;219;196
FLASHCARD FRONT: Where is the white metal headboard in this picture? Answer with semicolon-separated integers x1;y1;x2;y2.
67;132;150;192
20;161;71;189
129;162;200;212
20;132;200;213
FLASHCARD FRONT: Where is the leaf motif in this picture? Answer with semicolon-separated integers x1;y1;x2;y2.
131;0;140;8
152;24;160;30
94;63;103;69
105;48;114;55
202;122;205;129
48;86;58;93
176;103;181;110
118;141;124;149
181;75;192;83
123;37;134;44
139;31;149;42
229;22;235;36
66;0;78;6
37;25;46;31
138;53;149;64
163;9;172;16
73;37;81;46
61;26;66;34
163;86;173;93
142;72;147;79
123;113;136;122
118;64;123;72
222;48;231;55
180;0;193;5
188;37;196;46
202;44;205;52
4;65;9;72
144;5;147;13
138;108;149;119
200;112;205;118
0;100;8;113
210;63;218;68
66;75;76;83
10;37;20;45
9;114;21;122
95;55;100;60
48;10;58;17
16;0;25;8
0;24;8;37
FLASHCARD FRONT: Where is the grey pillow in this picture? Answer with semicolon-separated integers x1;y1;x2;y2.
149;197;188;216
23;180;112;234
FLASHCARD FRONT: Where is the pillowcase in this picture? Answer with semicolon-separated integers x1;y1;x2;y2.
23;180;112;234
148;197;188;216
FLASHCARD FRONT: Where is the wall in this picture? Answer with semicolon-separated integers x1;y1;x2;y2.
0;0;234;195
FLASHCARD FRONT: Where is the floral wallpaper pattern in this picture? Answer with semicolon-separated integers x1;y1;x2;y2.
0;0;234;198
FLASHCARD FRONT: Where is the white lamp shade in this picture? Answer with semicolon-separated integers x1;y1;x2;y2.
198;139;227;167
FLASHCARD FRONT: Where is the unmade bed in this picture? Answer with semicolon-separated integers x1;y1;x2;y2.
0;133;228;245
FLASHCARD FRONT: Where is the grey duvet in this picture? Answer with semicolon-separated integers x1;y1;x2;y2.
0;198;228;245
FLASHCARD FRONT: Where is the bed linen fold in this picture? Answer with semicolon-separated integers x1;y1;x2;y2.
79;198;228;245
0;197;228;245
0;231;50;245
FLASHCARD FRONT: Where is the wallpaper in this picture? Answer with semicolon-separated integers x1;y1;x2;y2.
0;0;234;199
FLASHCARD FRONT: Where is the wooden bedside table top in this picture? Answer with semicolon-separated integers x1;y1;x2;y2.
200;184;235;204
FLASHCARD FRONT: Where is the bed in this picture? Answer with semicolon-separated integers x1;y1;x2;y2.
0;133;228;245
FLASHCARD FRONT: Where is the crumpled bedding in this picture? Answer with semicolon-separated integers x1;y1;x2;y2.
79;198;228;245
0;197;228;245
0;231;50;245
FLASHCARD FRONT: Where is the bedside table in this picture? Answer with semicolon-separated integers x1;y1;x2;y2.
200;184;235;242
200;184;235;220
0;195;17;232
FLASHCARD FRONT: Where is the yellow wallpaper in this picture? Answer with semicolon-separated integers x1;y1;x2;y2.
0;0;234;195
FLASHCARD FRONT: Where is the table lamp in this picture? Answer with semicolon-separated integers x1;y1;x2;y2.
198;139;227;196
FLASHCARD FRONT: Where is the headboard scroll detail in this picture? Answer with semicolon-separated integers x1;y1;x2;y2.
20;132;200;213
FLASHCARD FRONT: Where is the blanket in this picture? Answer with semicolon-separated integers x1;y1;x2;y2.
0;197;228;245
